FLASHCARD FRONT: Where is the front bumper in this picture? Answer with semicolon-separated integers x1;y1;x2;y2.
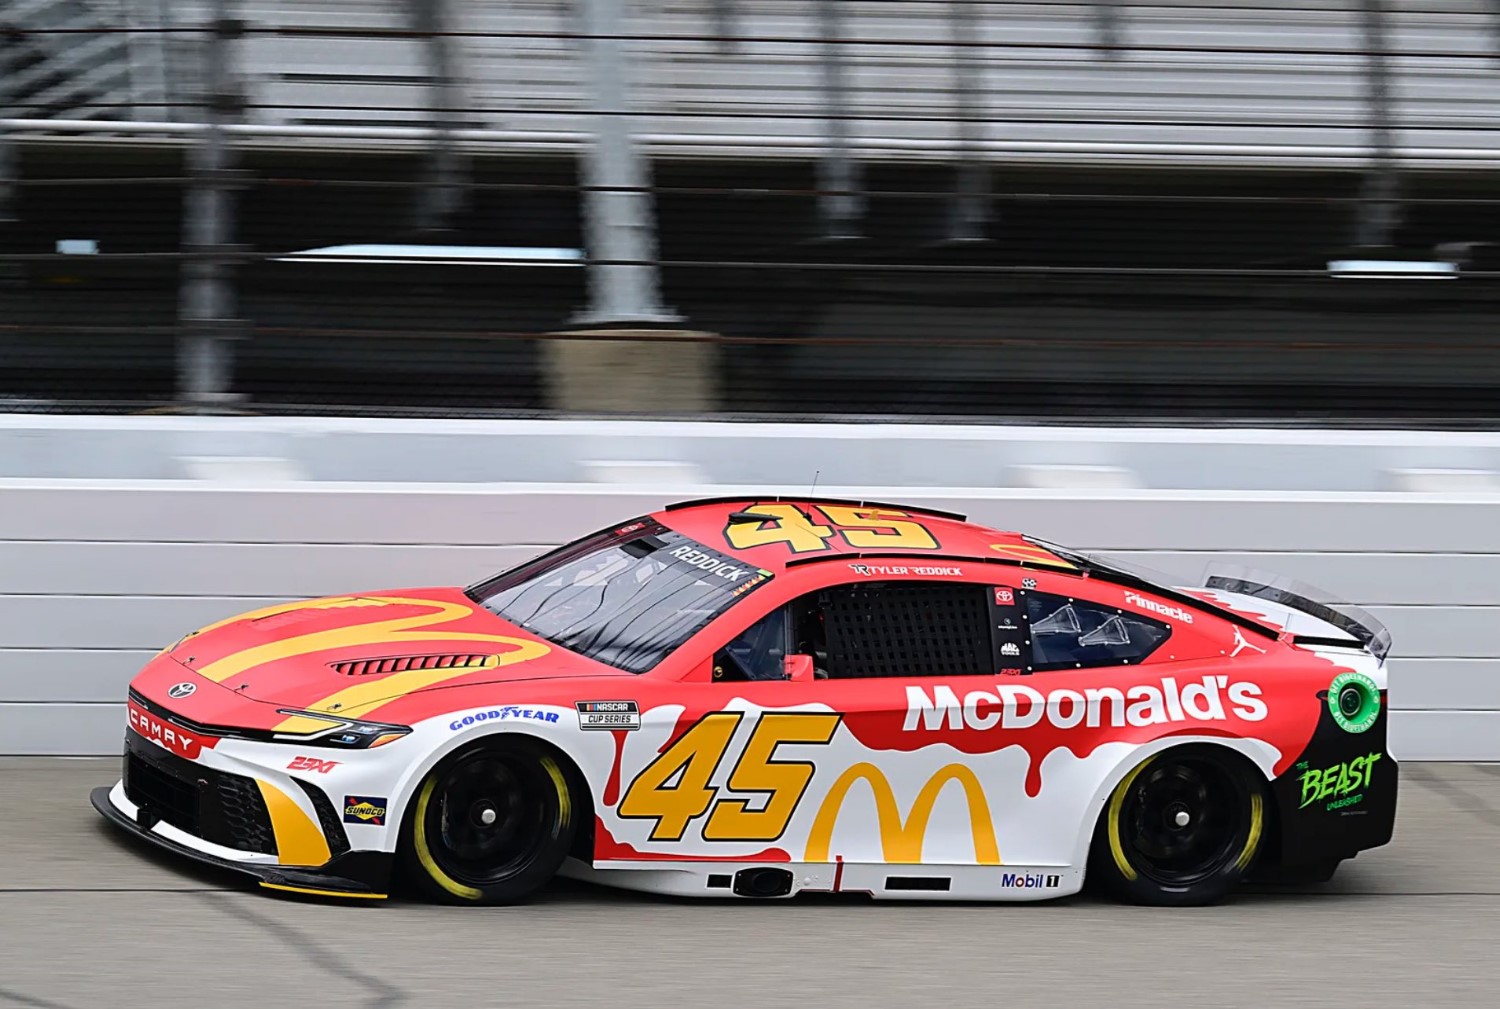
93;733;394;900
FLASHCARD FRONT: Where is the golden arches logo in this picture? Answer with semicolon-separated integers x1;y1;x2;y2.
187;595;549;732
805;762;1002;865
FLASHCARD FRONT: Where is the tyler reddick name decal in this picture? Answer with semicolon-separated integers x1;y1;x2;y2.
903;675;1267;732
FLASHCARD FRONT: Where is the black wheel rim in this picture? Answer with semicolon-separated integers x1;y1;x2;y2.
1120;755;1250;887
424;749;558;887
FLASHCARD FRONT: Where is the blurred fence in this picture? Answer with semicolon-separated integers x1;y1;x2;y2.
3;1;1500;419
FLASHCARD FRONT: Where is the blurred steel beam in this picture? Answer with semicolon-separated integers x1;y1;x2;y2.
411;0;468;234
1093;1;1124;59
946;0;989;243
177;0;248;411
573;0;679;324
1354;0;1401;248
712;0;738;54
0;30;16;296
0;28;13;231
816;0;863;241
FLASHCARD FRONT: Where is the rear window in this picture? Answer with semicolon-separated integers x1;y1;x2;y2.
473;522;772;673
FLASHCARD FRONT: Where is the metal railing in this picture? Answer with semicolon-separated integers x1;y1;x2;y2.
1;1;1499;417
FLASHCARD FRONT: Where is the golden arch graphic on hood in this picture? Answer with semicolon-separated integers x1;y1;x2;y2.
189;595;550;731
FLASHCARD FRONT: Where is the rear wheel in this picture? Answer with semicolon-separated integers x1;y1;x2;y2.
1089;747;1267;906
399;738;577;905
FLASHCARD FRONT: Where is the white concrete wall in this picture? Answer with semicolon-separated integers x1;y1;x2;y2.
2;479;1496;759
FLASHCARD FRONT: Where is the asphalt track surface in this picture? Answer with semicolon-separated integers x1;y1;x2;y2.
4;759;1500;1009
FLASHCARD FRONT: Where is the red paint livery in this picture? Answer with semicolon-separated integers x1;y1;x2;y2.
94;497;1397;908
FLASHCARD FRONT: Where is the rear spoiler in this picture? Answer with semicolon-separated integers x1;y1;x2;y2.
1203;572;1393;663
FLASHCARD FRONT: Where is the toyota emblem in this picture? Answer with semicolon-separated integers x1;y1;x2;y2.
168;682;197;699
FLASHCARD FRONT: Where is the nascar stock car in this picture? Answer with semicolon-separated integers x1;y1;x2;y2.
93;497;1397;907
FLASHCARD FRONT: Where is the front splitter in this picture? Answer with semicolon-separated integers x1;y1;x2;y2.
91;785;393;901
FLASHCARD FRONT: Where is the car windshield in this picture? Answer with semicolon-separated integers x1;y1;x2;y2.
470;521;773;674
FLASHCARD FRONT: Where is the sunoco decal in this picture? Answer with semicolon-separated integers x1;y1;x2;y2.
343;795;388;826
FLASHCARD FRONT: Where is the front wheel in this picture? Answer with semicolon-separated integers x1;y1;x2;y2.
1088;747;1267;907
399;738;578;905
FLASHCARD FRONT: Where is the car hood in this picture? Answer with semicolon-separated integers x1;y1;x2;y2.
157;587;621;719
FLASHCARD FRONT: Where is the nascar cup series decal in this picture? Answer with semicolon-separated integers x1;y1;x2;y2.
577;701;641;731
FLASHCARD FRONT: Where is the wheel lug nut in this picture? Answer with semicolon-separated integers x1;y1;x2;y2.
479;806;497;825
1173;810;1190;827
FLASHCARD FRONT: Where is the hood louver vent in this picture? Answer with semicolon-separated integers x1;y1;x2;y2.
330;654;498;677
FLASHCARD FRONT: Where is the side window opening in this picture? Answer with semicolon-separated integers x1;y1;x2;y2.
710;581;1172;682
818;581;992;679
717;581;995;681
1025;589;1171;671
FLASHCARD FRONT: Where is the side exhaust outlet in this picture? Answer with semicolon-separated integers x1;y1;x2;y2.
732;867;793;898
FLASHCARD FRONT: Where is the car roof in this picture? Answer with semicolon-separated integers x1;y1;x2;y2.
651;496;1078;576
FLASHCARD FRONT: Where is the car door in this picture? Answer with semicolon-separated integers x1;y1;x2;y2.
608;573;1020;869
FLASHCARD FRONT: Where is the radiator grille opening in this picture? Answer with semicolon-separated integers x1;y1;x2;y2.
124;751;199;836
123;733;278;856
329;653;496;676
293;779;352;857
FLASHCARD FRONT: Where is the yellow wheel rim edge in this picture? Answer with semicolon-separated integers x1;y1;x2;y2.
412;773;484;901
1106;757;1153;883
1236;792;1266;872
541;756;573;833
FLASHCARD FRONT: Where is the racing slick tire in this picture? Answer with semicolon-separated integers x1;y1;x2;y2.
1088;745;1267;907
398;737;579;905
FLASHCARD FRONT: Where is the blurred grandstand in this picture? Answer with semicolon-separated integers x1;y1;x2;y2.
2;0;1500;419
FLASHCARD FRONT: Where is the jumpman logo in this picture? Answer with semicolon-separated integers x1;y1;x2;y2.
1230;627;1266;658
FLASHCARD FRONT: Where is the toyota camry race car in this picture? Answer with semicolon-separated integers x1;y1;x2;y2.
94;497;1397;906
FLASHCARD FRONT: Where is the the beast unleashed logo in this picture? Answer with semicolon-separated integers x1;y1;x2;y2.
1297;752;1382;812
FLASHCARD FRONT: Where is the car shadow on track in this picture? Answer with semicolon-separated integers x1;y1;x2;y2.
91;819;1374;910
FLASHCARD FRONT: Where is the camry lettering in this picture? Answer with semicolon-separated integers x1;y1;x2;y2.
126;701;203;759
903;676;1267;732
1124;591;1194;623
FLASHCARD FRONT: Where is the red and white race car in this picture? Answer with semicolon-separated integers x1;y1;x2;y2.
94;497;1396;906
